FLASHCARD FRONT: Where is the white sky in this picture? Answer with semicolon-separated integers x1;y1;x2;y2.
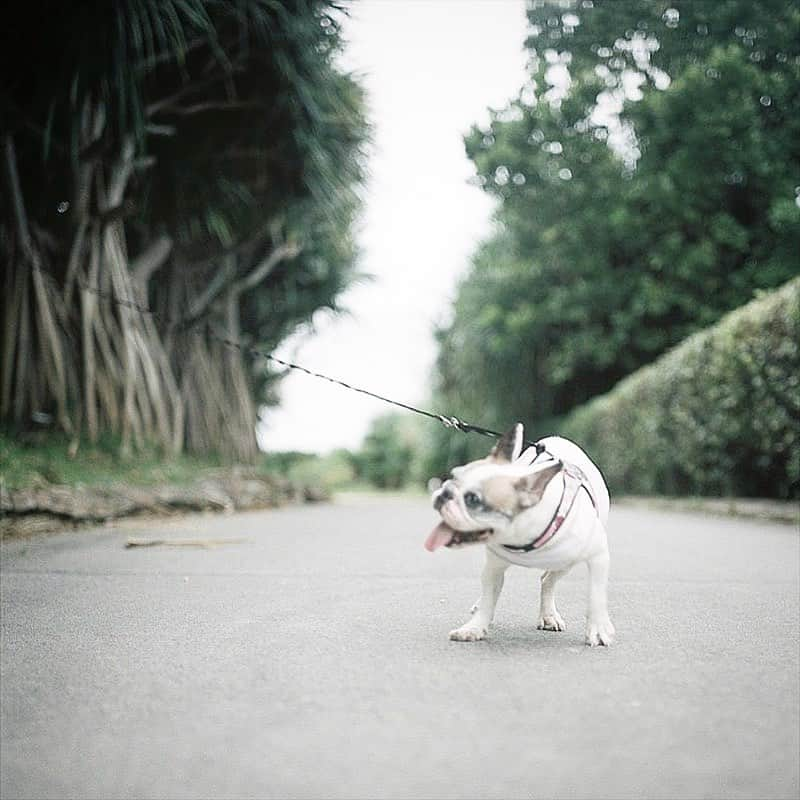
258;0;529;452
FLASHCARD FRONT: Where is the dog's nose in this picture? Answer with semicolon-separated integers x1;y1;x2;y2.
434;482;454;511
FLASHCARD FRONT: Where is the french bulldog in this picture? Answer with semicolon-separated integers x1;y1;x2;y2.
426;423;615;646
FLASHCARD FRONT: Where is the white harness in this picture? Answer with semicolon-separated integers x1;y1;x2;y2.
491;445;598;563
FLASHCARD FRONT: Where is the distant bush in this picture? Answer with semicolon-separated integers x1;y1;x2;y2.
261;450;357;492
354;413;427;490
562;278;799;499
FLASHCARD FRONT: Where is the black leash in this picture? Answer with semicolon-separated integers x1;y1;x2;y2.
215;334;529;446
33;265;540;449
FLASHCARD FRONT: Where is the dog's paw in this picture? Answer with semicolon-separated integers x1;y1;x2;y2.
585;617;615;647
449;624;487;642
537;612;566;632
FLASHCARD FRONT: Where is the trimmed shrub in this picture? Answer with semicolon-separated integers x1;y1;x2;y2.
562;277;800;499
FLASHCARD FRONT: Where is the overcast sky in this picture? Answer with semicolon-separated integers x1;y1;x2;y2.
258;0;529;452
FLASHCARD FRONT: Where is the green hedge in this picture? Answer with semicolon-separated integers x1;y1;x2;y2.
561;277;800;499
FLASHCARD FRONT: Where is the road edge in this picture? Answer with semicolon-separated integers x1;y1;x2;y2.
615;495;798;526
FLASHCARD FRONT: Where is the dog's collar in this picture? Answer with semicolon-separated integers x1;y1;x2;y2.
502;462;597;554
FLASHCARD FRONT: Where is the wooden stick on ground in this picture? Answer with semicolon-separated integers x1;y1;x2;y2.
125;537;250;549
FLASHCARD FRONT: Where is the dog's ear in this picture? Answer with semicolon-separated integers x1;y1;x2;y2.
489;423;524;463
514;462;562;507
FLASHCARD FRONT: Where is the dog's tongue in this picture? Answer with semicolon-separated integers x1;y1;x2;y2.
425;521;454;551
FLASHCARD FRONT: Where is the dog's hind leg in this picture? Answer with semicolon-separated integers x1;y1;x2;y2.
585;545;615;646
538;568;571;631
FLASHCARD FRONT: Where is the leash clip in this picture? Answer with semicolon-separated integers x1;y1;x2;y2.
438;415;464;431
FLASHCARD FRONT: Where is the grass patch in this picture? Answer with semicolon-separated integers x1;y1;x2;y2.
0;430;226;490
1;431;430;496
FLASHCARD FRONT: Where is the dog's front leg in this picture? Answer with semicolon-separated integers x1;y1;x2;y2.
449;550;508;642
585;545;615;646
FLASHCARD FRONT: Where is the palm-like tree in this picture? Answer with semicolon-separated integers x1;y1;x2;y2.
1;0;367;460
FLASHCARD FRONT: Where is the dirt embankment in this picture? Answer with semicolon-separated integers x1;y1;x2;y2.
0;469;328;538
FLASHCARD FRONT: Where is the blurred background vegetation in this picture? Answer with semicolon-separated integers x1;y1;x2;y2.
2;0;798;500
360;0;799;499
419;0;800;499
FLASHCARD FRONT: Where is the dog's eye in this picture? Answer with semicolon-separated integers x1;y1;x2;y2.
464;491;482;510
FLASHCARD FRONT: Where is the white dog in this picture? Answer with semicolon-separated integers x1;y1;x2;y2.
425;423;614;646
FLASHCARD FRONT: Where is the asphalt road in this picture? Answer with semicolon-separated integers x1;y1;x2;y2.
1;496;798;800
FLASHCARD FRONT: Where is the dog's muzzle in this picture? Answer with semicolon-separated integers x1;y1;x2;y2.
433;482;455;512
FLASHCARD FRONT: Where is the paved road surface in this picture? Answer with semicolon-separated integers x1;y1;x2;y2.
2;497;798;799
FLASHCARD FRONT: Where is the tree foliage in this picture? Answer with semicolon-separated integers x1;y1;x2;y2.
433;0;800;447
